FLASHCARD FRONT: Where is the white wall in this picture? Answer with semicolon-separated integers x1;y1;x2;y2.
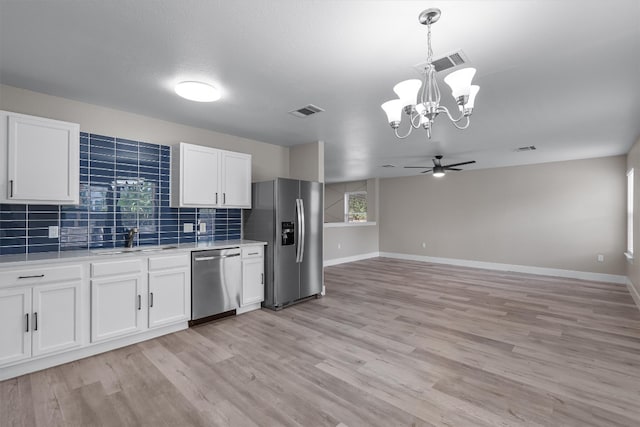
323;179;379;263
289;141;324;183
379;156;626;276
324;224;379;264
0;84;289;181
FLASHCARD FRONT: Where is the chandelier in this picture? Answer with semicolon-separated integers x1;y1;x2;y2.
381;8;479;140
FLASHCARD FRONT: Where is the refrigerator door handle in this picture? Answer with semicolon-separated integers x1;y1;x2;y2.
295;198;303;263
299;198;305;263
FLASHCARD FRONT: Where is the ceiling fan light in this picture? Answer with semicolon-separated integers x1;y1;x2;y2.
432;165;445;177
393;79;422;108
444;68;476;98
381;99;404;126
175;81;221;102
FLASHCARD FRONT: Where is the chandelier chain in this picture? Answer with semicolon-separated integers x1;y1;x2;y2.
427;22;433;64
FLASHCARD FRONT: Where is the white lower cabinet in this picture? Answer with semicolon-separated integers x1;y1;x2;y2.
241;245;265;309
90;274;145;343
0;279;82;366
0;287;31;365
148;254;190;328
32;281;82;356
242;258;264;306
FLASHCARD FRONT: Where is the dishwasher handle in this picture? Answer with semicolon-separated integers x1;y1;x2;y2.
194;253;240;261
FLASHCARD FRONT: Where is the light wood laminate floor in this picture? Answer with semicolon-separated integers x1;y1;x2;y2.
2;257;640;426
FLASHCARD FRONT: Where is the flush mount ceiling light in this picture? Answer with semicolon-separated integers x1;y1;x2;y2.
174;81;221;102
381;8;480;140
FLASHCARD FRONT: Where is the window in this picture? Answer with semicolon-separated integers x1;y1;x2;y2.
627;169;634;257
345;191;367;223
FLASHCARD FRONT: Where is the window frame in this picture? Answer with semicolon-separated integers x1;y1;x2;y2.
344;191;368;223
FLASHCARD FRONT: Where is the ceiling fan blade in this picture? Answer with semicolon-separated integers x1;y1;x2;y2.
444;167;462;171
443;160;476;168
404;166;432;169
420;169;433;173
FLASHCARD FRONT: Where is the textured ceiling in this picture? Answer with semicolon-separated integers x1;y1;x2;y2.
1;0;639;182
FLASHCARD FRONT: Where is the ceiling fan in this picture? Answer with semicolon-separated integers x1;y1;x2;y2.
404;155;476;177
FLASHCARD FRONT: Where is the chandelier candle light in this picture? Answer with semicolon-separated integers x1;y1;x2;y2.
381;8;479;139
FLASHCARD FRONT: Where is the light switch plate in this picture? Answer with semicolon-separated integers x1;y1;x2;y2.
48;226;59;239
199;222;207;233
184;223;194;233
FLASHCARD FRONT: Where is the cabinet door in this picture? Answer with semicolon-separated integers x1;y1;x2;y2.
0;287;31;366
91;275;144;342
4;112;79;204
32;281;82;357
181;144;220;206
148;269;190;328
221;151;251;208
242;257;264;306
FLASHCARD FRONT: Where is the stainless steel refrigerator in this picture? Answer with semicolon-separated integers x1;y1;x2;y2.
244;178;323;310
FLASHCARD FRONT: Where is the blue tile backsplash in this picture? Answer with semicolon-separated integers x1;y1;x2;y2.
0;133;242;255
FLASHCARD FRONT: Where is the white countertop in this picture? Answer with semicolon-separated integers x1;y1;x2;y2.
0;239;267;269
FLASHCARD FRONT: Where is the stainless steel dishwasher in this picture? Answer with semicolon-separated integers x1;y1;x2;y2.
191;247;241;321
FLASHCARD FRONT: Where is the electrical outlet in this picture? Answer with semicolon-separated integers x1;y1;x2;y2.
422;242;427;248
199;222;207;233
48;226;59;239
183;223;194;233
597;254;604;262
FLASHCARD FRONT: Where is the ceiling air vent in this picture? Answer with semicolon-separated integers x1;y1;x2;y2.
289;104;325;118
413;50;469;73
516;145;537;152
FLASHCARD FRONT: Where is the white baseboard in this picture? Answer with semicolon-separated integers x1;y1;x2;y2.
324;251;380;267
626;278;640;311
378;252;628;285
0;322;187;381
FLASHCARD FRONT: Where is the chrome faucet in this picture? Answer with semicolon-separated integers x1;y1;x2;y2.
125;227;139;248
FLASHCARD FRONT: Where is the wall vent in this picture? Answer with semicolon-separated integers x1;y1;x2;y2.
413;50;469;74
516;145;537;152
381;164;396;168
288;104;325;118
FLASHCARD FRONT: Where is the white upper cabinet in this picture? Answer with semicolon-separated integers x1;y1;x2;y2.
0;111;80;204
171;142;251;208
221;151;252;207
172;143;220;207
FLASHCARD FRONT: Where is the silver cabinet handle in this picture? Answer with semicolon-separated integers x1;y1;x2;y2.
25;313;29;332
34;312;38;331
137;295;141;310
9;180;14;198
261;273;264;284
215;192;218;204
248;252;259;256
223;193;226;204
18;274;45;279
150;292;154;308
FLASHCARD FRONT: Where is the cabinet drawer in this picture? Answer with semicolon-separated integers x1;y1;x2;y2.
91;259;142;278
148;254;190;271
0;264;82;289
242;246;263;259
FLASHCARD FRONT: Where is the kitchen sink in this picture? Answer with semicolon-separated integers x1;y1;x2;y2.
92;245;179;255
